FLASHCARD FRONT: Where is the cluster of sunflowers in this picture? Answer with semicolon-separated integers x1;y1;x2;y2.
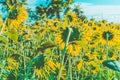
0;1;120;80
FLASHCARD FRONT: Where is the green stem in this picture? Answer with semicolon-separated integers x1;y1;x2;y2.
69;56;72;80
0;3;18;35
106;33;109;79
57;27;72;80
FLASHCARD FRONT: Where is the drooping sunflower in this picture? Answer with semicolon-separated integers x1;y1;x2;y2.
34;57;66;80
34;55;56;80
55;27;79;48
55;27;82;56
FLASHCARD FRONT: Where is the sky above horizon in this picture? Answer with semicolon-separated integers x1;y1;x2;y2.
75;0;120;5
73;0;120;23
26;0;120;23
1;0;120;23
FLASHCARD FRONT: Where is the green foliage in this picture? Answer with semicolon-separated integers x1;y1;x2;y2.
0;35;8;44
36;41;57;54
6;29;18;42
33;54;45;69
36;0;75;19
102;60;120;72
0;0;120;80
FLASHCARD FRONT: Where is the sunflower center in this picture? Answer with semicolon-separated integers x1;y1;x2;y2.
82;55;89;61
9;9;18;19
67;15;73;22
93;27;96;30
83;20;88;24
102;31;114;40
54;22;58;27
88;22;92;26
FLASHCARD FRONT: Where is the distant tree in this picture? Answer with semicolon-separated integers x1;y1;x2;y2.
72;5;87;21
36;0;74;19
0;0;27;20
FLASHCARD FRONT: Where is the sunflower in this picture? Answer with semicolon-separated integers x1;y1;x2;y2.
18;6;28;21
80;20;100;45
55;27;82;56
25;34;32;40
47;18;61;32
8;6;28;29
67;43;81;56
63;11;78;28
114;23;120;29
87;34;99;48
97;55;106;63
0;19;3;27
91;24;100;34
55;62;66;79
76;60;84;70
87;19;95;27
35;59;56;80
35;66;50;80
5;57;19;70
91;63;99;74
107;50;118;60
82;22;100;48
98;25;120;46
35;58;66;80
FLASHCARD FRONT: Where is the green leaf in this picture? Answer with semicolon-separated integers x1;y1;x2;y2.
7;73;16;80
6;29;18;42
102;60;120;72
4;44;16;53
10;53;30;61
33;54;45;69
25;55;45;79
76;41;86;48
34;33;41;41
0;35;8;44
36;41;57;54
49;71;56;80
18;35;23;42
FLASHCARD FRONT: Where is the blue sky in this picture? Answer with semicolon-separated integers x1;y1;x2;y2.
73;0;120;23
1;0;120;23
75;0;120;5
26;0;120;23
27;0;120;6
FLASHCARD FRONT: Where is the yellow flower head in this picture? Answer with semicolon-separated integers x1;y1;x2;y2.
98;25;120;46
55;62;66;79
67;43;81;56
76;60;83;70
6;57;19;70
63;11;78;27
8;6;28;29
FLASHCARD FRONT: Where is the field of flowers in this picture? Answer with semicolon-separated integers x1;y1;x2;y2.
0;0;120;80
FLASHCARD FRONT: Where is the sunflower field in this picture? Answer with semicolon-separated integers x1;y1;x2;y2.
0;0;120;80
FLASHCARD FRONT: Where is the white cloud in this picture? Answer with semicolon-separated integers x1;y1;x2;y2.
83;5;120;15
71;2;120;23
